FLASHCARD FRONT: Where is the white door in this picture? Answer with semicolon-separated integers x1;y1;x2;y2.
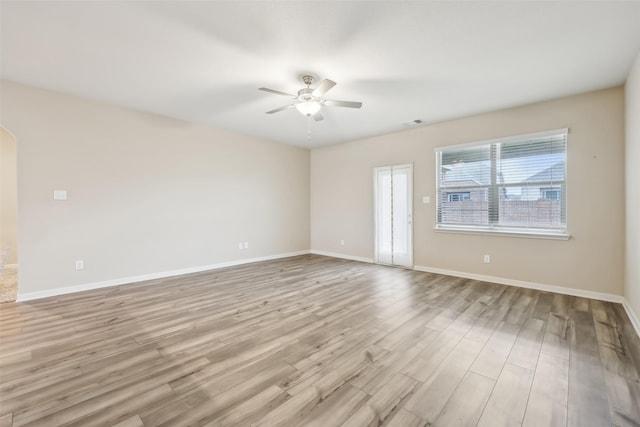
374;164;413;267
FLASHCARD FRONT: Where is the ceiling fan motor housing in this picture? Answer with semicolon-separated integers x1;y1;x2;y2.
297;87;315;102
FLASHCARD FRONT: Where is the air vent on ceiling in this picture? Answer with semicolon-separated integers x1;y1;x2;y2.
401;119;424;128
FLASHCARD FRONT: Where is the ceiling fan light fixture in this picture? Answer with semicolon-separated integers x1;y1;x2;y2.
295;101;321;116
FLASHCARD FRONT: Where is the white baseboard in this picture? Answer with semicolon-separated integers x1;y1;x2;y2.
414;264;624;303
308;252;625;304
623;298;640;338
309;250;373;264
16;250;310;302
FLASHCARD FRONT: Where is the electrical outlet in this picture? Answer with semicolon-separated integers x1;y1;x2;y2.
238;242;243;250
75;260;84;270
340;239;345;246
483;255;491;264
244;242;249;249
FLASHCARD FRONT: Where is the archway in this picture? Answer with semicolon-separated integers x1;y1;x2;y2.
1;126;18;302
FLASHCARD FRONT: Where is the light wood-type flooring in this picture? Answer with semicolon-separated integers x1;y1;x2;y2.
1;254;639;426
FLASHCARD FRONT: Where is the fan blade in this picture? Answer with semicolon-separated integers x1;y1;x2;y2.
266;104;296;114
259;87;296;98
313;112;324;122
323;100;362;109
312;79;336;97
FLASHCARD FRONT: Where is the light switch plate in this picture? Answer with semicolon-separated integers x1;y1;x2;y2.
54;190;68;201
422;196;430;204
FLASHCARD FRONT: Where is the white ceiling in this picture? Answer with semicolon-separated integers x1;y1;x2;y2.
2;1;640;148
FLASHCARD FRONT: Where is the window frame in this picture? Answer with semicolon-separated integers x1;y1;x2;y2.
434;129;570;240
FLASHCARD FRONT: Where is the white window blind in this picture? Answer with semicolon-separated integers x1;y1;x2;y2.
435;129;568;237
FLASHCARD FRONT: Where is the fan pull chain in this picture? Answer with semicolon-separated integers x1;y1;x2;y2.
307;116;311;142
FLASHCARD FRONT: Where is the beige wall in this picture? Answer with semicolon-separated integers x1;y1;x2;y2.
1;127;19;264
626;52;640;318
0;80;310;295
311;87;625;296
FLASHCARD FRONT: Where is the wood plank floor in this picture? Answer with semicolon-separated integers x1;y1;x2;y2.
1;254;639;426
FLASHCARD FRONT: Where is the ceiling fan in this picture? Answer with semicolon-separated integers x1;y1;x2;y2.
259;75;362;121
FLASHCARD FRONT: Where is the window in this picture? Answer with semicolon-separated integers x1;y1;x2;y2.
446;192;471;202
540;187;561;200
435;129;568;238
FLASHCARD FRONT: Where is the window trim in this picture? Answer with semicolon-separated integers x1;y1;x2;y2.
433;224;570;240
433;128;569;152
434;128;570;239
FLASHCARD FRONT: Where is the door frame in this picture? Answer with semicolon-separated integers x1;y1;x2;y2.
373;163;414;268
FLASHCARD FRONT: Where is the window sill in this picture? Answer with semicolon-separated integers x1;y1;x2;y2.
434;225;570;240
